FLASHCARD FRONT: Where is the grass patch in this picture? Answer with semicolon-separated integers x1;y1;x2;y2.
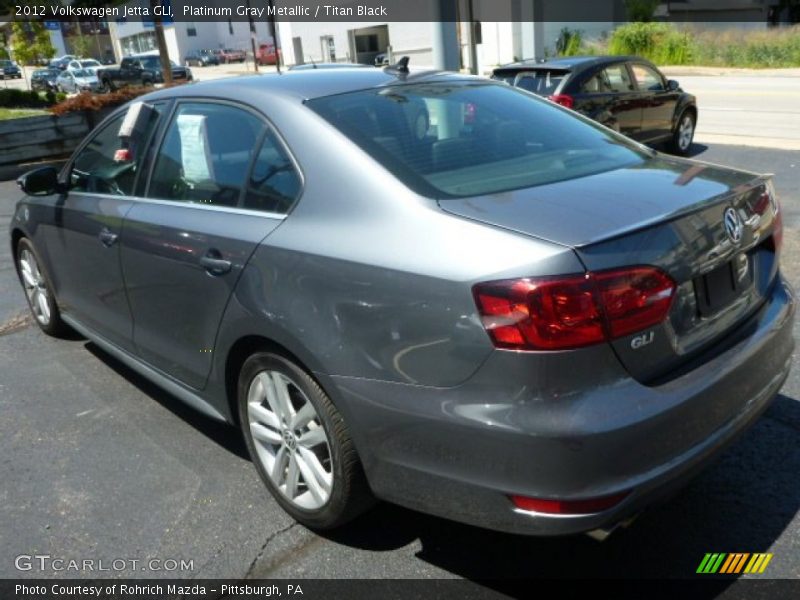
0;107;48;120
561;23;800;68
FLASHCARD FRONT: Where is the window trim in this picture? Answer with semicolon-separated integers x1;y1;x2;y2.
142;97;305;216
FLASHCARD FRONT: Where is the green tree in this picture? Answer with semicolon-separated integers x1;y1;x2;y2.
624;0;660;22
10;21;55;65
70;32;94;59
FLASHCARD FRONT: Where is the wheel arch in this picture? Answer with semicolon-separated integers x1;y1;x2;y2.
223;334;315;428
673;102;697;131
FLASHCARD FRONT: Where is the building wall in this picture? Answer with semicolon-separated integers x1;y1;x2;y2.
110;19;272;63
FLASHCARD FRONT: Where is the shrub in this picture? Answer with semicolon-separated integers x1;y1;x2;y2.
48;86;154;116
0;89;47;108
556;28;584;57
49;80;190;116
608;22;694;64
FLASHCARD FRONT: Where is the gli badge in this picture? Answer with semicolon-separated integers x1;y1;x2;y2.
631;331;655;350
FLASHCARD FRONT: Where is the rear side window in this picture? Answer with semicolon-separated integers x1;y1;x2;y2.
513;70;567;95
148;102;266;206
308;82;648;198
603;65;634;93
243;130;302;214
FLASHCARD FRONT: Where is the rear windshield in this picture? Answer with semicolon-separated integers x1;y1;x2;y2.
307;81;647;198
512;69;569;95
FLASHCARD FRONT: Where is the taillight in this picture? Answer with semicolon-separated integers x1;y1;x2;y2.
548;94;574;109
473;267;675;351
593;267;676;338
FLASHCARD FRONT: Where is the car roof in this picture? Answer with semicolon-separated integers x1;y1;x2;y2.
144;68;485;103
495;55;641;72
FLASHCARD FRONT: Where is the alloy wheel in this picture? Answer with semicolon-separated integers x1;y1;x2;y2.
18;248;51;326
247;369;333;510
678;114;694;151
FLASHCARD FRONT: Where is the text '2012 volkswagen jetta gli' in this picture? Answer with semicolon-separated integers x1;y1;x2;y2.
11;66;794;536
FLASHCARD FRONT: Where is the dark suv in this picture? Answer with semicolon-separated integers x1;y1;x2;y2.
493;55;698;155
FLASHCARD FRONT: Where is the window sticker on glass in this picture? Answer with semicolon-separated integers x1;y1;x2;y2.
176;113;215;183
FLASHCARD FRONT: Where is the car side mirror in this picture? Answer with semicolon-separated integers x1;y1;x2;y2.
667;79;680;92
17;167;63;196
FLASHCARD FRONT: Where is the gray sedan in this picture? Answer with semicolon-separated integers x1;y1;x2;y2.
55;68;101;93
11;67;794;536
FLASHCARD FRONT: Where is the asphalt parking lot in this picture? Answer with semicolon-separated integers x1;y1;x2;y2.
0;141;798;585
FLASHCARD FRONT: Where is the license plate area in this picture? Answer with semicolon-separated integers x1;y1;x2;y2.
694;253;752;317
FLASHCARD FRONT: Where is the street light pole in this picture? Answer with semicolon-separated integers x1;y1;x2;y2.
247;0;258;72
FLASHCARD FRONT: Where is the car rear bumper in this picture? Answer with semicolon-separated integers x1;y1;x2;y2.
327;276;795;535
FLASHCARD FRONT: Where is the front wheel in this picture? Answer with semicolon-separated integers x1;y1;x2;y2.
238;352;374;529
670;110;696;155
16;238;69;337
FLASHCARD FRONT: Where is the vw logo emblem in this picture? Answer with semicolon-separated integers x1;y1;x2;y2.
724;207;743;244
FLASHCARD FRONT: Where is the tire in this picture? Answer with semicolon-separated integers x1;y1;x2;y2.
670;109;696;156
15;238;69;337
238;352;374;529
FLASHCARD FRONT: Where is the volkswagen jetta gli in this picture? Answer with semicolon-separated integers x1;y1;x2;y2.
11;67;794;536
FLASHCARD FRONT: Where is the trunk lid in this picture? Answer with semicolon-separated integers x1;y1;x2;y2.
440;156;781;382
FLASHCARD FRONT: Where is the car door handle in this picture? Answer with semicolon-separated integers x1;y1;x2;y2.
98;228;118;247
199;251;232;275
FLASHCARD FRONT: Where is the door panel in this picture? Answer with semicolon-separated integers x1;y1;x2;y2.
44;194;135;349
42;109;160;350
576;64;642;138
120;204;281;388
630;63;676;141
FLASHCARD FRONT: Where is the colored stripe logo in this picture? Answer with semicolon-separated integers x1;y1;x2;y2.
697;553;773;574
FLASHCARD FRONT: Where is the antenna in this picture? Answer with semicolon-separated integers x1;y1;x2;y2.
395;56;410;73
384;56;410;76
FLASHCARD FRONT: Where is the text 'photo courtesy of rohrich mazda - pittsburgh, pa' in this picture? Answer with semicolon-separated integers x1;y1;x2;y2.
2;2;799;594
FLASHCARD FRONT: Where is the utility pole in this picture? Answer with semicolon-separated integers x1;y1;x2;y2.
247;0;258;72
268;0;281;73
466;0;479;75
431;0;459;71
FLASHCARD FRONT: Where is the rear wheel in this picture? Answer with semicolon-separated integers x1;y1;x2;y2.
670;110;695;155
238;352;374;529
16;238;69;337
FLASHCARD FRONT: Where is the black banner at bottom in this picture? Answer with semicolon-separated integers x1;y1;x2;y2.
2;579;800;600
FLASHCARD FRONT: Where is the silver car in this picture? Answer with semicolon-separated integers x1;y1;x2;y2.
11;68;794;536
56;68;101;93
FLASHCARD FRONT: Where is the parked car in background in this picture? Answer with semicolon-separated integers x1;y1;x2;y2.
492;55;698;155
49;55;77;70
256;43;281;65
0;59;22;79
12;68;793;537
374;52;390;66
55;68;101;93
67;59;103;75
30;68;61;92
214;48;246;64
185;50;220;67
96;54;192;91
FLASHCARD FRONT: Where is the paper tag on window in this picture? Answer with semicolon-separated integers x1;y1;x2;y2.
176;113;214;183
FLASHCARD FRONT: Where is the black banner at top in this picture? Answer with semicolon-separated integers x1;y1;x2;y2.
1;0;795;23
